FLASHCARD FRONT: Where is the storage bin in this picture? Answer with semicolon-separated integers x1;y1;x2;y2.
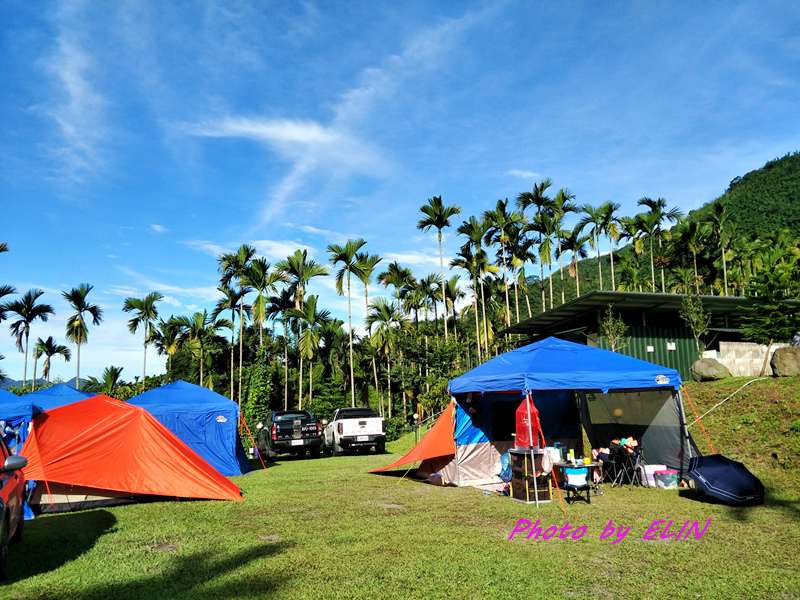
654;469;678;490
638;464;668;488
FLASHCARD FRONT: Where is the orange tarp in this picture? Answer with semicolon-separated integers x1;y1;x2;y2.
21;394;242;502
370;403;456;473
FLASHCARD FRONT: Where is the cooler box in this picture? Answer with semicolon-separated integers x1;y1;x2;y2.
638;464;668;488
654;469;678;490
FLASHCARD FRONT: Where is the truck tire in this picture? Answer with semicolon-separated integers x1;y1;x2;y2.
309;447;321;459
0;517;8;582
376;441;385;454
322;442;332;456
265;446;278;461
332;441;343;457
295;449;306;460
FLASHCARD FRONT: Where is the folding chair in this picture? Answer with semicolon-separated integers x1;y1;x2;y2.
563;467;591;504
610;445;642;490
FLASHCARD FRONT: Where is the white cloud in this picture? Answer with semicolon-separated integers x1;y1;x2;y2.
506;169;540;180
150;224;168;233
182;239;232;258
250;239;315;262
383;250;442;269
115;266;220;303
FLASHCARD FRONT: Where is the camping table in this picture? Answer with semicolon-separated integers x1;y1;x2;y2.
553;461;604;496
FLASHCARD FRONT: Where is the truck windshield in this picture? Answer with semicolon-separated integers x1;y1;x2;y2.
338;409;378;419
275;412;310;421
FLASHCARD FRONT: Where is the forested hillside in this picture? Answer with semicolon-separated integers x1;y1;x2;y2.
690;152;800;236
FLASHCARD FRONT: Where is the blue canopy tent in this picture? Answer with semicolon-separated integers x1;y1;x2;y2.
128;380;251;476
424;337;697;487
0;388;33;456
22;383;94;413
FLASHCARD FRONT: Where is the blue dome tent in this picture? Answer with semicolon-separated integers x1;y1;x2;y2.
128;380;251;476
413;337;698;487
22;383;94;413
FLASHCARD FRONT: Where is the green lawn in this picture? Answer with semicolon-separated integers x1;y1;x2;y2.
4;378;800;599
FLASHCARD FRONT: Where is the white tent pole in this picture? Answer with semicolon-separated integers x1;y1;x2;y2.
452;395;461;487
526;390;539;509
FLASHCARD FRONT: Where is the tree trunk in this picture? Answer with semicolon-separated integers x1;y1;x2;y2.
558;239;565;305
199;347;204;387
513;266;520;323
372;355;381;416
548;262;554;310
142;324;147;393
693;251;700;295
597;233;603;290
438;233;448;341
283;321;289;410
387;354;392;419
609;238;616;291
238;299;244;409
32;355;38;392
230;308;235;401
480;277;489;354
501;241;511;326
472;278;481;363
76;341;81;390
347;273;355;407
649;243;656;292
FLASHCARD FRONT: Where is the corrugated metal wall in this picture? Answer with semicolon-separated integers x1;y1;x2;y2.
598;325;696;381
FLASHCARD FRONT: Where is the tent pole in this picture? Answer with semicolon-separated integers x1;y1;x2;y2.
452;395;461;488
526;391;539;509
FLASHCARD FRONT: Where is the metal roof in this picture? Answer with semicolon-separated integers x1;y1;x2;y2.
500;290;797;337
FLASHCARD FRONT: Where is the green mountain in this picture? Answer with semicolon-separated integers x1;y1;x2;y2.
688;151;800;236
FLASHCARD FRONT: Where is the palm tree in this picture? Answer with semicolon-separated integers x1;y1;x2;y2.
578;204;606;291
3;289;55;387
328;238;367;407
266;288;296;410
218;244;256;406
417;195;462;341
517;179;553;312
377;261;414;305
550;188;578;305
62;284;103;391
457;216;492;352
704;201;733;296
673;220;707;294
34;336;71;385
276;249;328;408
599;201;621;290
483;199;526;325
0;285;16;324
451;247;482;362
507;225;537;319
287;295;330;407
213;283;241;400
637;197;683;293
174;310;231;388
149;317;183;382
531;211;557;309
354;251;382;405
122;292;163;392
244;257;285;347
366;298;409;418
444;275;464;337
559;225;591;297
83;366;124;396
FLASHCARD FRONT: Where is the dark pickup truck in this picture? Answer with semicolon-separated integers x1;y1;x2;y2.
256;410;323;460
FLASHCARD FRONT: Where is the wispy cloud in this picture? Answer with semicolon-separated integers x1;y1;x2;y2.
383;250;441;269
188;117;389;224
37;0;109;183
293;225;362;245
182;239;232;258
150;224;168;233
115;266;220;303
250;239;315;261
506;169;540;180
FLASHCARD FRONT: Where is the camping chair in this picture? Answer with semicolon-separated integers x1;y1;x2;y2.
610;445;642;490
563;467;592;504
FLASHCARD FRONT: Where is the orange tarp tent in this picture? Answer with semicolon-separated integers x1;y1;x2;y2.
22;395;242;510
370;403;455;473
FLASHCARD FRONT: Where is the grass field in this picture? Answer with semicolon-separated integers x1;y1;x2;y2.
4;377;800;600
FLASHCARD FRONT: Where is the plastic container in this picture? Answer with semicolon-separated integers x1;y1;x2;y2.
638;464;667;488
654;469;678;490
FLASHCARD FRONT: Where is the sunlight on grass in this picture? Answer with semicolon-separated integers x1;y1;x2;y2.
4;378;800;599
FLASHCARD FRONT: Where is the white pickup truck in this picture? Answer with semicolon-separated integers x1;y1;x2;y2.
323;407;385;456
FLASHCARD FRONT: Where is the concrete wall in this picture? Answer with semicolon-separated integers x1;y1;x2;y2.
702;342;789;377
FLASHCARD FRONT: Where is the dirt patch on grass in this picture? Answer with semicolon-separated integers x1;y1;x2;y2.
151;543;179;553
376;502;404;509
257;534;283;542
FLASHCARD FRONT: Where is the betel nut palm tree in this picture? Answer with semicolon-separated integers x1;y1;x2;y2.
637;197;683;293
417;195;461;341
483;199;525;326
34;336;71;385
63;283;103;391
328;238;367;408
218;244;256;406
517;179;553;312
276;249;328;409
286;294;330;407
174;310;231;388
3;289;55;387
366;298;409;419
122;292;163;393
214;283;241;401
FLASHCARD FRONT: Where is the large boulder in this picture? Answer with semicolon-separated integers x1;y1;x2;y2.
691;358;731;381
770;347;800;377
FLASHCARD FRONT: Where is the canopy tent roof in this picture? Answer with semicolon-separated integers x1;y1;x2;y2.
21;395;242;503
0;388;32;423
128;380;250;477
448;337;683;395
370;404;455;473
22;383;94;413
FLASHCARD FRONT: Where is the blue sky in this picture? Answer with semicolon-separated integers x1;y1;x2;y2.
1;1;799;384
